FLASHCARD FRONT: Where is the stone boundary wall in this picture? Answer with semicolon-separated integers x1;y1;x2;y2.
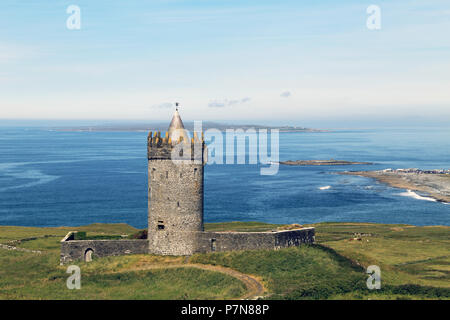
60;232;148;265
274;228;315;248
195;227;315;253
60;228;315;263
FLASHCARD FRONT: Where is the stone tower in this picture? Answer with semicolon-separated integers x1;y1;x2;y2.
147;108;207;255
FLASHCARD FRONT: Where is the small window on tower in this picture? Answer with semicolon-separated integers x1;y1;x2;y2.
194;168;198;176
166;171;168;178
157;221;165;230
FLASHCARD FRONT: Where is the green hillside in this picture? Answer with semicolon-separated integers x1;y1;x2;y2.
0;222;448;300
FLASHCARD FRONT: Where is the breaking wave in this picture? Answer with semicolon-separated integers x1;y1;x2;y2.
397;190;436;202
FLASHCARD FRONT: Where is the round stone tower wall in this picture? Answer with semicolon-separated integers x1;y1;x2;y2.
147;130;206;256
148;159;204;255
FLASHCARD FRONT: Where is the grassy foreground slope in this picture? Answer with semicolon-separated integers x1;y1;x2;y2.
0;222;449;299
199;222;450;299
0;224;245;299
312;222;450;298
191;245;366;299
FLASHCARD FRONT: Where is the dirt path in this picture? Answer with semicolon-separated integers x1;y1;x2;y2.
111;263;265;300
189;263;265;300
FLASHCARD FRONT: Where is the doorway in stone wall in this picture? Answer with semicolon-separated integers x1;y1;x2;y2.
84;248;94;262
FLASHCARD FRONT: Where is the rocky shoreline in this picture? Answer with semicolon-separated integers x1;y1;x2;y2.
340;170;450;203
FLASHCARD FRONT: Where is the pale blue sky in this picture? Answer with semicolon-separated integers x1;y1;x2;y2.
1;0;449;126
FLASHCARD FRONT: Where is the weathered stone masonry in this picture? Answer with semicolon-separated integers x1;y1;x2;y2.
60;228;315;264
147;132;205;256
60;232;148;265
196;228;315;253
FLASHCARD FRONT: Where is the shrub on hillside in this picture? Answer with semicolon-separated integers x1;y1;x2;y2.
130;230;148;239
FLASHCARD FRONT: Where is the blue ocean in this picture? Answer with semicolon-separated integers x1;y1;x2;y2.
0;126;449;228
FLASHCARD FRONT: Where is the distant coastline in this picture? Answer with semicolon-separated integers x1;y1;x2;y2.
51;122;327;133
340;169;450;203
280;159;373;166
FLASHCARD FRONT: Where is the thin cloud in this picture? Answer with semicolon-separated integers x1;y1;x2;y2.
208;101;226;108
280;91;291;98
208;97;251;107
151;102;173;109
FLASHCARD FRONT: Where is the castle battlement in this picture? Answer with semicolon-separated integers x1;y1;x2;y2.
147;131;207;162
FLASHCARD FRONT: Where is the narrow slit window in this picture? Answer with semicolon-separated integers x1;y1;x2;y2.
211;239;216;252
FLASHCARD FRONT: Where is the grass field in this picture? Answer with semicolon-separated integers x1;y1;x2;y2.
311;222;450;299
0;222;448;300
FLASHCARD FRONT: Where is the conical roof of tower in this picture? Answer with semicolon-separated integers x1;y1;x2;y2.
168;109;189;143
168;109;185;132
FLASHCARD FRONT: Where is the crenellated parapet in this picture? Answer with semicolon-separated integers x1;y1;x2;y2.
147;131;207;163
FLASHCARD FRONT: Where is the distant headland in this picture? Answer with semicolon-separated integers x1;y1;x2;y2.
340;168;450;203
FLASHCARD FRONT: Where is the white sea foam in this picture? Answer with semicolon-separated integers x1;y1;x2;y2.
319;186;331;190
0;156;140;191
397;189;436;202
115;171;142;174
0;162;60;192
